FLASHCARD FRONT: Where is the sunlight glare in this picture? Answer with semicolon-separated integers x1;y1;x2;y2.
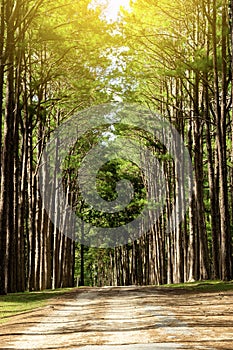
101;0;131;21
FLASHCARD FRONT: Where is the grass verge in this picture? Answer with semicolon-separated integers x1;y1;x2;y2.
161;280;233;292
0;288;76;324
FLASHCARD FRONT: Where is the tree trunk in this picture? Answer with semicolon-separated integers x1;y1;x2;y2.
0;0;16;294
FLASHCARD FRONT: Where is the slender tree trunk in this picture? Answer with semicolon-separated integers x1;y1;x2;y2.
0;0;16;294
230;0;233;274
0;0;4;174
213;0;231;280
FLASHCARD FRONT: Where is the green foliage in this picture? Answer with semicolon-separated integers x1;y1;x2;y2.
75;244;112;286
62;119;172;231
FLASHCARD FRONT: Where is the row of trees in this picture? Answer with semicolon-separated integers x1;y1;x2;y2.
98;0;233;285
0;0;113;294
78;0;233;287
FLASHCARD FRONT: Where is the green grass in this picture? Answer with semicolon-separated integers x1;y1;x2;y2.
161;280;233;292
0;288;75;324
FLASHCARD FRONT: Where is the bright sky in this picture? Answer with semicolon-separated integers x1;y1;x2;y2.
101;0;131;21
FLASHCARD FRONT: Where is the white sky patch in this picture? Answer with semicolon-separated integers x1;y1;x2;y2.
93;0;131;21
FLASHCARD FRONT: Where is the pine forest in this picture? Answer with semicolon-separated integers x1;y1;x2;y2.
0;0;233;295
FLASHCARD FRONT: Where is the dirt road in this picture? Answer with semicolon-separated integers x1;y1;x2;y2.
0;286;232;349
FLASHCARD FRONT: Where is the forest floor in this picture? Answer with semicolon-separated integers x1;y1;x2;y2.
0;285;232;350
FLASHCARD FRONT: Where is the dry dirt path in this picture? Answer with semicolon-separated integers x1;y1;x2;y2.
0;286;233;350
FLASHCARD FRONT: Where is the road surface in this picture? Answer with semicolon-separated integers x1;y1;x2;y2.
0;286;232;349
